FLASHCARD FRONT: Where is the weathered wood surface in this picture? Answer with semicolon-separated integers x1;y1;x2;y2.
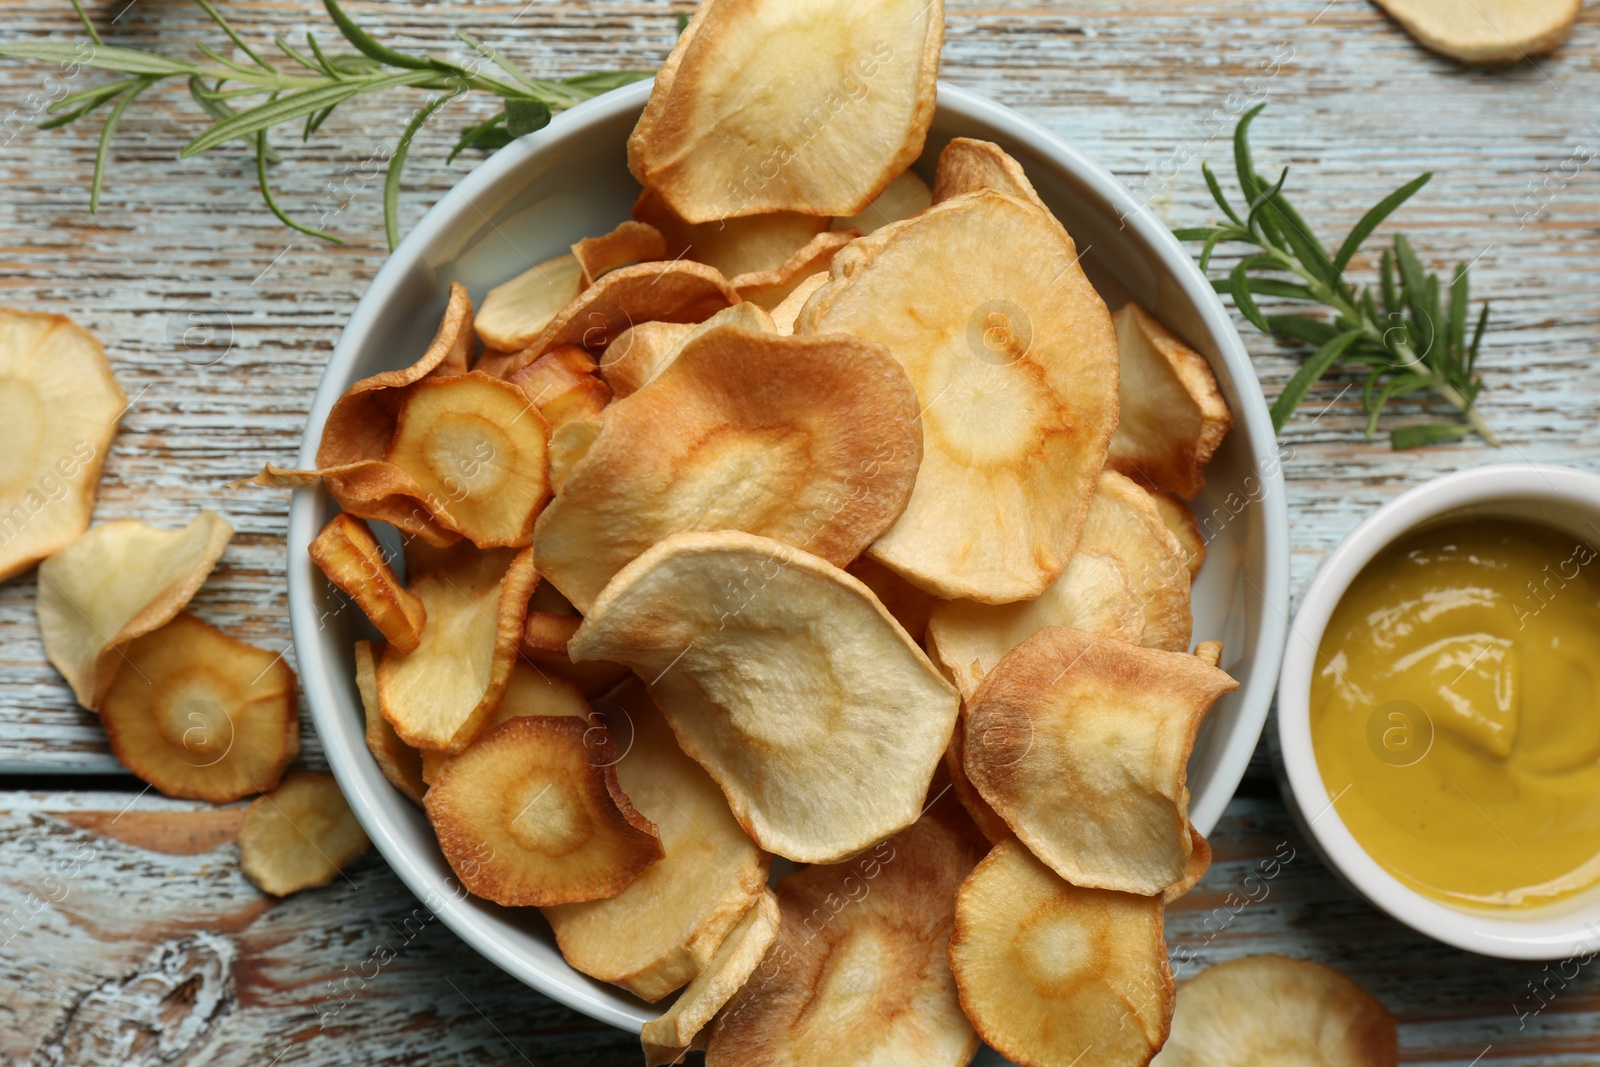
2;0;1600;1061
4;791;1597;1065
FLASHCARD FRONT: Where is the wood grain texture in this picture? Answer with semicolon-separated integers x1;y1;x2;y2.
2;0;1600;1062
4;791;1597;1065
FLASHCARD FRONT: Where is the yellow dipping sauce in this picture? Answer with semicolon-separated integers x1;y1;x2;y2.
1311;518;1600;910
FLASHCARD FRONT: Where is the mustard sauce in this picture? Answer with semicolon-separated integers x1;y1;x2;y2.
1311;518;1600;910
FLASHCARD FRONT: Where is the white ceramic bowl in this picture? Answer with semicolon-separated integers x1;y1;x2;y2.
1279;462;1600;960
289;79;1290;1030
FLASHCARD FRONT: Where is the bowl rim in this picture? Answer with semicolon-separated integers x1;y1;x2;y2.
288;77;1290;1027
1278;461;1600;960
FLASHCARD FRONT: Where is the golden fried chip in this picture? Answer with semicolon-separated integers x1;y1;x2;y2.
384;372;552;548
1164;827;1211;903
425;715;663;906
799;190;1119;602
1152;955;1398;1067
355;639;425;803
832;168;933;233
964;627;1238;895
950;839;1173;1067
927;550;1143;701
707;799;984;1066
377;546;537;752
599;302;774;399
642;889;779;1065
474;253;585;352
572;219;668;287
628;0;943;222
537;325;922;612
239;771;371;897
508;260;740;375
845;555;938;643
98;612;298;802
635;189;831;278
769;272;828;335
547;680;770;1001
1371;0;1576;63
37;510;233;709
932;137;1050;216
546;414;604;494
730;231;856;309
1108;303;1232;499
1081;471;1193;652
519;609;630;697
507;345;611;429
0;308;123;580
309;513;425;653
570;531;958;863
418;662;589;784
1153;491;1207;578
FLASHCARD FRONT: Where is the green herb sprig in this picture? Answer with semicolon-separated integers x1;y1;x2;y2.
0;0;652;249
1175;105;1497;449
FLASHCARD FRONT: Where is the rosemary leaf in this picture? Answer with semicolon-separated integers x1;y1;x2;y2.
1391;423;1472;450
1270;328;1362;432
384;89;457;250
1333;173;1430;271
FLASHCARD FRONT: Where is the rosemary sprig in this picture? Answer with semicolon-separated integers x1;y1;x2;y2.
0;0;652;249
1174;105;1497;449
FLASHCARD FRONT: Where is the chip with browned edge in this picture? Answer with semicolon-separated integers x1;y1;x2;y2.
240;771;371;897
355;639;425;802
310;513;425;653
424;715;664;906
964;627;1238;896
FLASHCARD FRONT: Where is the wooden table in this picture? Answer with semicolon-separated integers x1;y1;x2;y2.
3;0;1598;1062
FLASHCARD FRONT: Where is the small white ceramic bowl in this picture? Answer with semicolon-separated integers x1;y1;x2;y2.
1279;462;1600;960
288;79;1290;1030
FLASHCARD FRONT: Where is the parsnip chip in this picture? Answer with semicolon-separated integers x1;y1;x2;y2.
377;546;537;752
599;303;774;399
547;680;770;1002
547;415;604;494
572;219;668;287
418;662;589;784
845;554;938;643
927;550;1143;701
1371;0;1577;63
1082;471;1193;652
634;190;831;278
98;612;299;802
730;230;856;309
799;190;1119;602
1153;491;1207;578
950;839;1173;1067
536;325;921;612
309;513;425;653
642;890;779;1065
964;627;1238;895
1108;303;1232;499
507;345;611;430
510;260;740;374
239;771;371;897
474;253;585;351
932;137;1050;216
769;272;828;335
570;531;959;863
309;283;475;545
832;168;933;233
38;510;233;709
944;707;1013;845
1194;640;1223;669
708;799;984;1066
628;0;943;222
424;715;663;906
355;639;425;803
1152;955;1398;1067
0;308;123;581
384;372;551;548
520;609;630;697
1164;827;1211;903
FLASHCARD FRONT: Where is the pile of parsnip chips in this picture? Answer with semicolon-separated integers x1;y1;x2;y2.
238;0;1390;1062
